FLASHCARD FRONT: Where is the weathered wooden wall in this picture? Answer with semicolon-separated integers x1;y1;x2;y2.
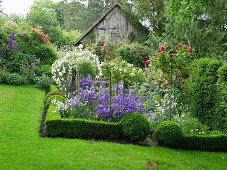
84;6;138;42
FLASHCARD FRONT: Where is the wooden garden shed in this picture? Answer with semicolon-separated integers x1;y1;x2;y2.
74;3;148;46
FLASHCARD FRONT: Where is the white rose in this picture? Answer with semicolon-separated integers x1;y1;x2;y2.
130;73;135;77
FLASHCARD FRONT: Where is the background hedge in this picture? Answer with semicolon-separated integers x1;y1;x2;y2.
181;134;227;152
189;58;225;131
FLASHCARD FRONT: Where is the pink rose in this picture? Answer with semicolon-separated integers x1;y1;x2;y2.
182;44;188;49
188;47;192;52
146;60;150;65
175;45;179;50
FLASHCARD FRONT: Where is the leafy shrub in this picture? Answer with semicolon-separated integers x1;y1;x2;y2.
173;113;209;135
45;104;123;139
50;84;58;92
153;121;183;148
210;130;223;135
189;58;224;130
6;73;27;86
0;70;10;83
120;113;150;143
35;76;53;91
46;95;65;107
117;42;151;69
181;134;227;152
215;63;227;133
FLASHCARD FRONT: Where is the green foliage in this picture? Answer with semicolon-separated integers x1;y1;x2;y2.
120;113;150;143
45;104;123;139
35;76;53;91
173;113;209;135
6;73;27;86
216;63;227;133
189;58;224;130
46;95;65;107
142;0;226;58
210;130;224;135
26;0;61;44
50;84;58;92
181;134;227;152
122;0;165;35
61;29;81;46
153;121;183;148
0;70;10;83
117;41;151;68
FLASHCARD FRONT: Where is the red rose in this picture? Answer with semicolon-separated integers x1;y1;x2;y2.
186;55;190;58
159;46;165;51
169;54;173;57
185;89;188;92
175;45;178;50
146;60;150;65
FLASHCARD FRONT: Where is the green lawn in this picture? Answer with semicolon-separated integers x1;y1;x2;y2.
0;84;226;169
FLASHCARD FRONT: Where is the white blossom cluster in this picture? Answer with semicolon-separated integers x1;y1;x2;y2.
52;50;101;93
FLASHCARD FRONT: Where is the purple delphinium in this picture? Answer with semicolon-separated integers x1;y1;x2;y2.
15;41;20;50
8;32;15;50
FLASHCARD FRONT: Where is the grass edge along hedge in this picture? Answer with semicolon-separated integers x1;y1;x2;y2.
44;104;124;140
180;134;227;152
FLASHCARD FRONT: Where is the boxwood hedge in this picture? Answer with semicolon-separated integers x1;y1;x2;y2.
180;134;227;152
44;104;124;140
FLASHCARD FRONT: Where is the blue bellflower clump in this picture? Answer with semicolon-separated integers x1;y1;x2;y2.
58;80;155;122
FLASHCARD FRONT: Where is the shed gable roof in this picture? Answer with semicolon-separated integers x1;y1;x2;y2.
74;3;124;46
74;2;150;46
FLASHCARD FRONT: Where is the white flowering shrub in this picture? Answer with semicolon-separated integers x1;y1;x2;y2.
52;50;101;94
173;113;209;135
99;58;145;84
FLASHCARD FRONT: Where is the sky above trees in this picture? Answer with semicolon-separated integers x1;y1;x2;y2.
1;0;61;16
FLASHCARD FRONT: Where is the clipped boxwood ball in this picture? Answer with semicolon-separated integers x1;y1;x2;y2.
120;113;150;143
153;121;183;148
46;95;66;107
